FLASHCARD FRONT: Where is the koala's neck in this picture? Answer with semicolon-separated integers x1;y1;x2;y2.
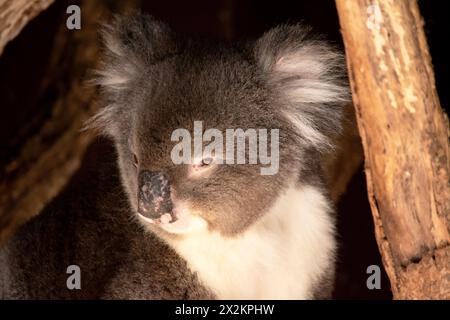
167;184;336;299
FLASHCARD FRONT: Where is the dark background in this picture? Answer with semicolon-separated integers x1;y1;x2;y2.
1;0;448;299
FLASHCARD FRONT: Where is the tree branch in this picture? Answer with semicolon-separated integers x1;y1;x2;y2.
335;0;450;299
0;0;55;55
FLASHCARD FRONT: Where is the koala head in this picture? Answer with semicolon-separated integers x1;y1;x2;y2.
86;14;349;237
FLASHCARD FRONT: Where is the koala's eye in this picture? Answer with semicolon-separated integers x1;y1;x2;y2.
189;157;216;178
192;157;214;171
132;153;139;168
201;157;213;166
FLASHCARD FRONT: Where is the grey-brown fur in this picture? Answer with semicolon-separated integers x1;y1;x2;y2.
0;140;212;299
0;14;350;299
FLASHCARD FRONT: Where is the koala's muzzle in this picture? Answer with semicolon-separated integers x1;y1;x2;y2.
138;171;174;220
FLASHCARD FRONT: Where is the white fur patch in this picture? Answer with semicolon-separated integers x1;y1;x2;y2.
167;185;336;299
283;111;328;147
95;69;131;90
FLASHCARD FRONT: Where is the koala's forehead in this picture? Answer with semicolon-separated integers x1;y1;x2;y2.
134;53;276;137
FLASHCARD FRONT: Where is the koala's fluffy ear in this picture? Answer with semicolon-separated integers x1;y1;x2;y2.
85;14;177;135
97;14;177;92
254;25;350;151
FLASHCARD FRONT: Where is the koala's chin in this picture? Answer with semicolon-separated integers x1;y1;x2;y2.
137;202;209;236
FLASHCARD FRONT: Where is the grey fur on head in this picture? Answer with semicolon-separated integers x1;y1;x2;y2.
83;14;350;237
82;15;349;233
86;15;350;153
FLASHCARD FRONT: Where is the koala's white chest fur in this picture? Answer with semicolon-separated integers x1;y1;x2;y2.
169;185;336;299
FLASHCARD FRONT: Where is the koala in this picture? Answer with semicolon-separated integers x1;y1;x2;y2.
0;14;350;299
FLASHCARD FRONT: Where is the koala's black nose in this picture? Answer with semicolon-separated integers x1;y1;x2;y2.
138;171;173;219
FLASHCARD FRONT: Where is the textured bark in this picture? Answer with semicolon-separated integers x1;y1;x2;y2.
335;0;450;299
0;0;140;244
0;0;55;55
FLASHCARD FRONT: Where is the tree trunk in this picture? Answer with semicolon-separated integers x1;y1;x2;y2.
335;0;450;299
0;0;55;55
